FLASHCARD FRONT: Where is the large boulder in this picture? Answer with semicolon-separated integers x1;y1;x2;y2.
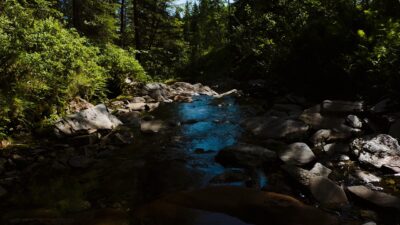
242;117;309;140
215;143;277;167
350;134;400;173
54;104;122;136
279;143;315;165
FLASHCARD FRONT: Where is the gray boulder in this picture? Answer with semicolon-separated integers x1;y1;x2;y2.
54;104;122;136
279;142;315;165
351;134;400;173
310;163;332;177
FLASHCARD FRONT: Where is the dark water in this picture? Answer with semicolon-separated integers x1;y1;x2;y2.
2;95;253;218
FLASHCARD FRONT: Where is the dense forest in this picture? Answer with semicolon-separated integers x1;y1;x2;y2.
1;0;400;138
1;0;400;225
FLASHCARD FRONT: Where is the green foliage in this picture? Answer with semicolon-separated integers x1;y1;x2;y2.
100;44;148;95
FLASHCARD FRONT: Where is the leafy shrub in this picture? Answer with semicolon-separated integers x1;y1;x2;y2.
0;1;108;131
99;44;148;97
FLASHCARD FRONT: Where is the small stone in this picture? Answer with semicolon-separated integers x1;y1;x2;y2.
338;155;350;161
346;115;363;128
310;176;349;208
279;142;315;165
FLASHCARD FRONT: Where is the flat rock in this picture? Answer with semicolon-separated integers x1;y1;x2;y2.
242;117;309;140
215;143;277;167
54;104;122;136
321;100;363;114
279;143;315;165
351;134;400;172
140;120;165;134
310;176;349;208
347;185;400;210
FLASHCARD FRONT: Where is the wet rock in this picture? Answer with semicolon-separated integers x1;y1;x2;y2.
215;143;277;168
310;176;349;208
0;185;7;197
68;156;93;169
346;115;363;128
242;117;309;140
389;120;400;140
323;143;350;155
54;104;122;136
279;142;315;165
347;185;400;210
350;134;400;172
136;186;340;225
310;163;332;177
140;120;165;134
354;170;381;183
321;100;363;114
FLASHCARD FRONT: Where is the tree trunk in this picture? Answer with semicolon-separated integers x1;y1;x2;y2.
120;0;126;45
72;0;82;31
133;0;141;61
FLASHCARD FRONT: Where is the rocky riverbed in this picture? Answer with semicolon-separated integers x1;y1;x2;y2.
0;81;400;225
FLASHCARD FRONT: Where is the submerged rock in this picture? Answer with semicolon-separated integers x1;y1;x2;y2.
279;142;315;165
347;185;400;210
351;134;400;172
215;143;277;167
54;104;122;136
